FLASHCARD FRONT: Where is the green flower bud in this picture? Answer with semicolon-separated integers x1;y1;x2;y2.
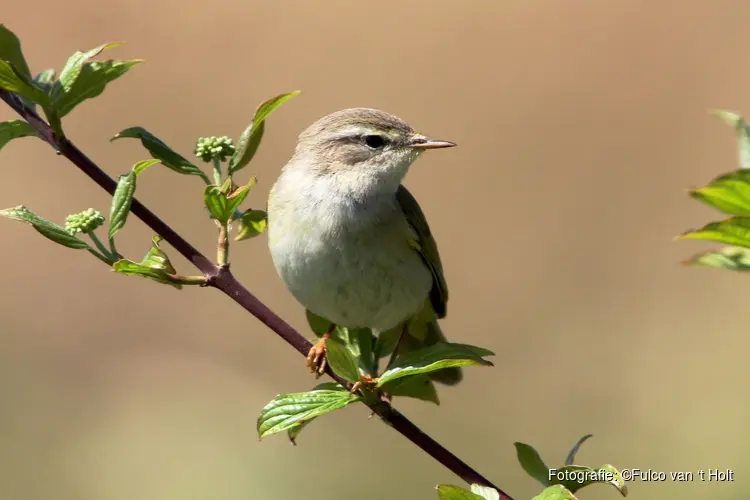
194;136;236;163
65;208;105;235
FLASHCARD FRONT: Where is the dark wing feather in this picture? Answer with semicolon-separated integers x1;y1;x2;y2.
395;185;448;318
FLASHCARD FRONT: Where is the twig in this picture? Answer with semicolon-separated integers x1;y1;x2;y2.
0;89;512;500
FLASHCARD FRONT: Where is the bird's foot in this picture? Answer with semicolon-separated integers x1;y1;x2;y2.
306;333;331;377
350;375;378;395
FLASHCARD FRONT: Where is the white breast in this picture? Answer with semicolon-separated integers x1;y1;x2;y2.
267;167;432;331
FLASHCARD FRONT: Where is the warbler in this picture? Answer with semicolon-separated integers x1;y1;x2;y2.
267;108;460;385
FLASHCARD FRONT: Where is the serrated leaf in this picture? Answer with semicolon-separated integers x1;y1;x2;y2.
564;434;593;466
684;245;750;271
204;185;230;224
108;171;135;242
0;120;36;151
257;389;360;439
689;170;750;215
384;374;439;404
436;485;485;500
0;205;90;250
678;216;750;248
712;110;750;169
132;158;161;176
377;342;494;387
111;127;207;179
532;485;577;500
234;209;267;241
549;465;627;496
0;60;47;105
286;382;344;445
325;336;361;383
229;91;301;174
51;43;139;117
514;442;551;487
0;25;32;79
470;485;500;500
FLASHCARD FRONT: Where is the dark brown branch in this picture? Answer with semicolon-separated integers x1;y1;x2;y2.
0;89;512;500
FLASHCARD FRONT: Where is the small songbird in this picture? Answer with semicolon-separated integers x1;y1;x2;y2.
267;108;461;385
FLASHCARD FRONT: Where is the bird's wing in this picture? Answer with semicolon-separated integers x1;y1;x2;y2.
396;184;448;318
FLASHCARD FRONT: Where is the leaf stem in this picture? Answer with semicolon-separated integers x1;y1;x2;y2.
0;88;512;500
88;232;114;260
198;171;212;185
212;157;222;185
217;223;229;265
86;247;113;265
171;274;208;286
108;237;120;259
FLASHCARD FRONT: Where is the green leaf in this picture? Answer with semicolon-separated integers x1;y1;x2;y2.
0;205;90;250
684;245;750;271
0;25;32;79
132;158;161;176
112;259;182;289
470;485;500;500
141;235;177;274
0;120;36;151
33;69;56;93
306;309;334;337
436;485;485;500
225;177;256;220
374;325;402;359
689;170;750;215
549;465;627;496
335;327;375;375
286;382;344;445
51;43;140;117
678;216;750;248
111;236;179;288
325;336;361;383
228;91;301;175
564;434;593;466
234;209;268;241
15;69;56;111
257;388;360;439
377;342;494;387
514;442;551;486
111;127;207;180
0;60;47;105
203;185;230;224
712;110;750;169
384;374;439;404
108;171;136;242
532;485;577;500
56;43;121;94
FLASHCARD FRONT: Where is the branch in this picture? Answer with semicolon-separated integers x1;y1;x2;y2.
0;89;512;500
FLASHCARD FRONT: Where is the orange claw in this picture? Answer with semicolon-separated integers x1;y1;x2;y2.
306;331;332;377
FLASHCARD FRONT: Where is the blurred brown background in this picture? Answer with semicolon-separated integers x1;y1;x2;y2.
1;1;748;499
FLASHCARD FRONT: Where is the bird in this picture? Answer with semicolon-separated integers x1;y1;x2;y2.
266;107;461;386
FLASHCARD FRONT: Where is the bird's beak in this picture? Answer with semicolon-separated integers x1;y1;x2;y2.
408;135;457;150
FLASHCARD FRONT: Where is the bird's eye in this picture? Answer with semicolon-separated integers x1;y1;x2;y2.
363;135;387;149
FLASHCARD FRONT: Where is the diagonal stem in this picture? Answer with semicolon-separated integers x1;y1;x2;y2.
0;89;512;500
